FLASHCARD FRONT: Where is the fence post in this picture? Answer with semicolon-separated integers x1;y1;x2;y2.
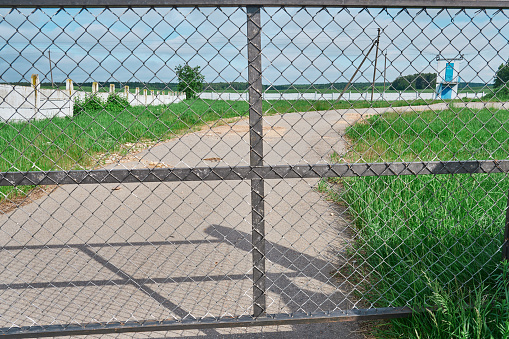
31;74;40;118
92;82;98;94
247;4;266;318
66;79;74;116
66;79;73;96
110;84;115;93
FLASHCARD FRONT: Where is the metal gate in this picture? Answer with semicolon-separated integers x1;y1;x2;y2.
0;0;508;337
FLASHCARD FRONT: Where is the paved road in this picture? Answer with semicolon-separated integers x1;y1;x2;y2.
0;102;500;338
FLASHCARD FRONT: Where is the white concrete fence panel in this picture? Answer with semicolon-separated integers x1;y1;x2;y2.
0;75;485;123
199;91;485;101
0;77;186;122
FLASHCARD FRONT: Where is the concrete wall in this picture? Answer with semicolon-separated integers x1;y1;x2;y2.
0;84;38;122
0;79;185;123
199;91;485;101
0;82;74;122
83;91;184;107
0;86;72;122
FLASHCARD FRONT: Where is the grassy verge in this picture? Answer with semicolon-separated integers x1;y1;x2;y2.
321;105;509;337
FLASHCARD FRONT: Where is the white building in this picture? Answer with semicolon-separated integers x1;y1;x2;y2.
435;56;463;99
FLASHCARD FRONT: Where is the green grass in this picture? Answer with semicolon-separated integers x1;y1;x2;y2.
381;262;509;339
344;106;509;161
321;105;509;337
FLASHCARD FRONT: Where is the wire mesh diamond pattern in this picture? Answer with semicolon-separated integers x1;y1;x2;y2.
0;3;508;338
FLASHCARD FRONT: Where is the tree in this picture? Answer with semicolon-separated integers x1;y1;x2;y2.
390;73;437;91
494;61;509;90
175;64;205;99
391;76;411;91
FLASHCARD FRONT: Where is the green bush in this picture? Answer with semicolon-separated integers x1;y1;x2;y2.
494;60;509;89
73;93;131;116
106;93;131;111
390;72;437;91
73;94;104;116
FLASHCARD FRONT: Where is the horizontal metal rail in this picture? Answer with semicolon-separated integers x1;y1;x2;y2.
1;160;508;186
0;308;412;338
0;0;506;7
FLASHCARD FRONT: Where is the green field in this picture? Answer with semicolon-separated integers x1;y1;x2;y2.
321;105;509;337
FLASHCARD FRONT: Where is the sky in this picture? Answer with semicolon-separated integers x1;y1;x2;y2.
0;6;508;86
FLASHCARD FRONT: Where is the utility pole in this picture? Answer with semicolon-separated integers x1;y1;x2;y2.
383;51;387;94
336;35;379;102
48;50;54;88
371;28;381;102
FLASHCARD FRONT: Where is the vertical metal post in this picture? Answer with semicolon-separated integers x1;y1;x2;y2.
48;50;54;88
503;189;509;260
371;28;381;102
383;51;387;94
247;5;266;318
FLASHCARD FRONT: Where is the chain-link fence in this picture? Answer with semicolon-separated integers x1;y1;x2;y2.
0;0;509;337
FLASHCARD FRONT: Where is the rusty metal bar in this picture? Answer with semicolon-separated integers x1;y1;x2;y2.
336;37;378;102
1;160;508;186
371;28;381;102
0;308;413;338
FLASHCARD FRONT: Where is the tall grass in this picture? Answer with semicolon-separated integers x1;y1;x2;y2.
323;106;509;336
384;262;509;339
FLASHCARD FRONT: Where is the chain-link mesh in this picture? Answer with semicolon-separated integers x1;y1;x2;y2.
0;3;508;337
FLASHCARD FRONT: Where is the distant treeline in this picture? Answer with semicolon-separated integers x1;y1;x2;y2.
388;73;490;91
204;82;376;91
390;73;437;90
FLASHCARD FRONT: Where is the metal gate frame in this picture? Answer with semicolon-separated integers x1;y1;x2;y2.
0;0;508;337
